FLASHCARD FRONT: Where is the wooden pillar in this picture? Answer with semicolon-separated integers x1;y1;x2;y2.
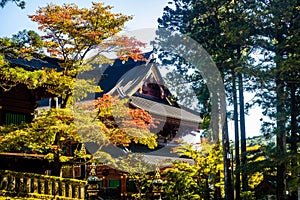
102;177;107;187
120;175;126;196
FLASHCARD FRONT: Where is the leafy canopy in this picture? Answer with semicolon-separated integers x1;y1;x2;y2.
93;94;158;149
0;0;25;9
29;2;144;66
0;94;158;163
0;2;152;170
27;2;145;107
161;143;223;200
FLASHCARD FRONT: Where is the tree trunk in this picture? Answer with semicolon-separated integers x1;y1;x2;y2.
213;171;222;199
276;79;287;200
52;149;62;177
204;176;210;199
289;83;298;200
222;116;233;200
52;131;62;177
238;73;247;191
232;70;240;199
61;92;72;108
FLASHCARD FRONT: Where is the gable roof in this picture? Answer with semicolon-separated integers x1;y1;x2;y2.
96;52;154;97
98;53;201;125
107;63;154;97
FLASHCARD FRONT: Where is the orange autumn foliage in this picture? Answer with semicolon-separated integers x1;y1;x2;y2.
94;94;158;148
29;2;146;62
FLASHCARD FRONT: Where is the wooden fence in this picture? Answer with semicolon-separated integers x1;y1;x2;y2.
0;170;86;199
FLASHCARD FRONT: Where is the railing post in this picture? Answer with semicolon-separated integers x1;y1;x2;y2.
61;181;66;197
63;182;69;197
24;177;28;194
58;180;63;196
0;170;87;199
54;179;59;196
51;179;55;196
68;182;72;197
37;179;41;194
34;177;38;194
7;174;13;191
23;176;29;194
0;174;8;190
29;177;34;193
15;175;20;193
39;178;45;194
80;182;85;199
71;183;76;198
44;179;49;195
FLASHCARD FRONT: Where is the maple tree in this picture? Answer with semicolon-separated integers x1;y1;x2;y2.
28;2;145;107
0;2;149;176
0;94;158;176
93;94;158;149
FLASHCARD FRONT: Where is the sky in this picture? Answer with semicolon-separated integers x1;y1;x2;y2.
0;0;169;37
0;0;263;139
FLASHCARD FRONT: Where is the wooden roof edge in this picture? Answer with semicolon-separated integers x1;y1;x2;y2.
0;152;45;158
0;152;76;159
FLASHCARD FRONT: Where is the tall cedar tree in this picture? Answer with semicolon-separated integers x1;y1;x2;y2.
157;0;254;198
0;0;25;9
246;1;300;199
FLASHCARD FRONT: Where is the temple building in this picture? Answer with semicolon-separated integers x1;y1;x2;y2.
0;52;203;198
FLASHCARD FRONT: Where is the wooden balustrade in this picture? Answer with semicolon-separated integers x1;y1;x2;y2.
0;170;86;199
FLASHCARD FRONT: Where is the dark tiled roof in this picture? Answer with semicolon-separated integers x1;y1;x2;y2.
97;52;154;97
107;63;153;97
143;154;194;166
134;93;173;106
129;96;201;124
5;56;62;71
